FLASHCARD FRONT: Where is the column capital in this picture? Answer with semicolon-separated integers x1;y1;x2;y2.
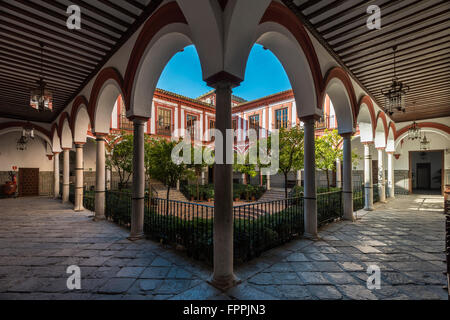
62;147;71;151
74;142;85;147
386;151;395;155
205;71;243;88
299;114;321;122
53;151;60;155
129;116;149;124
376;147;386;150
362;141;374;145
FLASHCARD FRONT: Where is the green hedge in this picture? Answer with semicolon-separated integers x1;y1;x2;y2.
181;183;265;201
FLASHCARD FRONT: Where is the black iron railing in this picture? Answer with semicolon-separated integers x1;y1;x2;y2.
317;190;342;226
83;189;95;212
144;197;214;262
373;184;380;203
445;193;450;300
105;190;132;227
353;184;364;211
233;197;304;263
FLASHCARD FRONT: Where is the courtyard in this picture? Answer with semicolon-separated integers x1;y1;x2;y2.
0;194;446;300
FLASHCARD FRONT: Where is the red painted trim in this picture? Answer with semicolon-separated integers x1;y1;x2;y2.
395;122;450;140
57;112;71;138
0;121;51;141
88;67;125;133
260;2;323;109
69;95;89;133
124;2;187;111
388;121;396;139
51;123;58;140
233;90;294;113
322;67;357;128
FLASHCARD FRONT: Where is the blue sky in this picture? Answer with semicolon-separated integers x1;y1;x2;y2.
156;44;291;101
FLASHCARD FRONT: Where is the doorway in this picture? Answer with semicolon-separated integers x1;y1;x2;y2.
18;168;39;197
409;150;444;195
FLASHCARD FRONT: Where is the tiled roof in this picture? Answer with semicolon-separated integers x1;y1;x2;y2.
155;88;215;108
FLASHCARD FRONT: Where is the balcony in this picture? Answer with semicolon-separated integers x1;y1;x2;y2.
156;124;173;137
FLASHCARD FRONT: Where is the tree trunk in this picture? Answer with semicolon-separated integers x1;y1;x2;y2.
326;169;330;191
284;172;288;198
166;186;170;216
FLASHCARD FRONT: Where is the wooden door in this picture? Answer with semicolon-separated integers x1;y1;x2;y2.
416;163;431;189
372;160;378;184
19;168;39;196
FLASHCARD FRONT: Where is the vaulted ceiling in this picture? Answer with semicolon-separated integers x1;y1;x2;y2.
284;0;450;122
0;0;162;123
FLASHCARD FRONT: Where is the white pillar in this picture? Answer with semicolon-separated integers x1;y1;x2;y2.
94;135;106;220
176;179;180;191
387;152;395;198
211;81;237;290
53;152;60;198
378;148;386;203
363;143;374;211
201;171;206;185
296;170;302;186
241;173;246;185
129;118;146;240
62;148;70;203
336;158;342;189
342;133;354;221
106;167;111;191
266;174;271;190
302;117;317;238
74;143;84;211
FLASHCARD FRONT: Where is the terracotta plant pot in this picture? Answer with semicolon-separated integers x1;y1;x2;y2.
2;181;17;196
234;197;240;202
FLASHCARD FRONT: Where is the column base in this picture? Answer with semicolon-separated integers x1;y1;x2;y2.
364;206;374;211
342;215;355;222
74;206;85;212
127;233;145;241
303;232;320;241
208;273;241;291
93;215;106;222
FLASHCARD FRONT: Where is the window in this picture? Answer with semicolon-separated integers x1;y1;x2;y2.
232;119;237;130
275;107;288;129
186;114;197;140
157;107;172;136
249;114;260;138
119;100;133;131
209;119;215;141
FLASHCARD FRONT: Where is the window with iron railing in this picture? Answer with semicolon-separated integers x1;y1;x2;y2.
119;114;133;131
249;114;260;139
186;114;197;140
157;108;172;136
275;107;288;129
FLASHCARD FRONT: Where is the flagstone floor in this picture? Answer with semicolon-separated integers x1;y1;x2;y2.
0;194;447;300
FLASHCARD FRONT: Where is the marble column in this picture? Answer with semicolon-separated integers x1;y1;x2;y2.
211;80;237;290
336;158;342;189
53;152;60;198
342;133;354;221
74;143;84;211
94;134;106;220
266;174;271;190
363;143;374;211
296;170;302;186
378;148;386;203
106;167;111;191
387;152;395;198
302;116;318;238
62;148;70;203
129;118;146;240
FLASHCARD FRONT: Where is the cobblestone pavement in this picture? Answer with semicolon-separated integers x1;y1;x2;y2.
0;195;447;300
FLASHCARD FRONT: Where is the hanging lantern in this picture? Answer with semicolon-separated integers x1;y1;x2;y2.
420;134;430;150
30;43;53;112
381;46;409;116
407;121;421;140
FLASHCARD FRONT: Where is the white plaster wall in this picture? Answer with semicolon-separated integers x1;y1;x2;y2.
0;132;53;171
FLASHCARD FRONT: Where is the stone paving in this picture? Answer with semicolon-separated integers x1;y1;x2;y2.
0;194;447;300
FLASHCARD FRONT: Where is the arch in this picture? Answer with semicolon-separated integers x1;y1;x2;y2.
0;122;52;148
58;112;73;149
88;67;125;134
321;67;357;134
374;111;388;148
356;95;376;143
257;1;323;115
395;121;450;140
51;123;62;153
386;121;396;152
70;95;91;143
124;2;190;118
